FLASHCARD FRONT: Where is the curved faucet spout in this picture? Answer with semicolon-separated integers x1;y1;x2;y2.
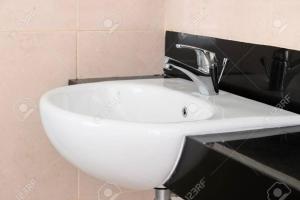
164;64;216;96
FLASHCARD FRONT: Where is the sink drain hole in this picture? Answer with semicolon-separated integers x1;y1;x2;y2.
182;107;188;118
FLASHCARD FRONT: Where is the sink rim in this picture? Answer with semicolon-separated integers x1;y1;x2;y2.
40;80;216;125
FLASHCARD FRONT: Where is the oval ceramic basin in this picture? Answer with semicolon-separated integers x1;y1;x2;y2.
54;81;214;123
40;78;300;190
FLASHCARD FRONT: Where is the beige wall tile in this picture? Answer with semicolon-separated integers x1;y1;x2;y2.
0;0;76;30
0;31;76;122
0;31;77;199
28;159;77;200
165;0;300;50
78;0;164;31
77;31;164;78
270;0;300;49
78;171;105;200
78;171;153;200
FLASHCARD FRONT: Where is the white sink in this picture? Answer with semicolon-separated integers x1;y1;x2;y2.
40;78;300;190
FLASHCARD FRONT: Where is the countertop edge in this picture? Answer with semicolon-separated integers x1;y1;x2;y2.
191;125;300;143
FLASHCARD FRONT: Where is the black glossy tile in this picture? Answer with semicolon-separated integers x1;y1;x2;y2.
165;31;300;114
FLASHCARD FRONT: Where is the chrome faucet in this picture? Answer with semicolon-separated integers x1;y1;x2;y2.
164;44;228;96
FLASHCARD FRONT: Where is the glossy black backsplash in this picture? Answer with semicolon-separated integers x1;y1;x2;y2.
165;31;300;114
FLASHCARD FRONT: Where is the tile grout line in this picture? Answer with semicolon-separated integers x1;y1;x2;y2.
0;29;163;33
75;0;79;79
76;31;79;79
76;1;80;199
77;168;80;200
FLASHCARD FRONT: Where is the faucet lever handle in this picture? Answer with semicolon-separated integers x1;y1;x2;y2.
176;44;217;74
175;44;213;55
218;58;228;83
